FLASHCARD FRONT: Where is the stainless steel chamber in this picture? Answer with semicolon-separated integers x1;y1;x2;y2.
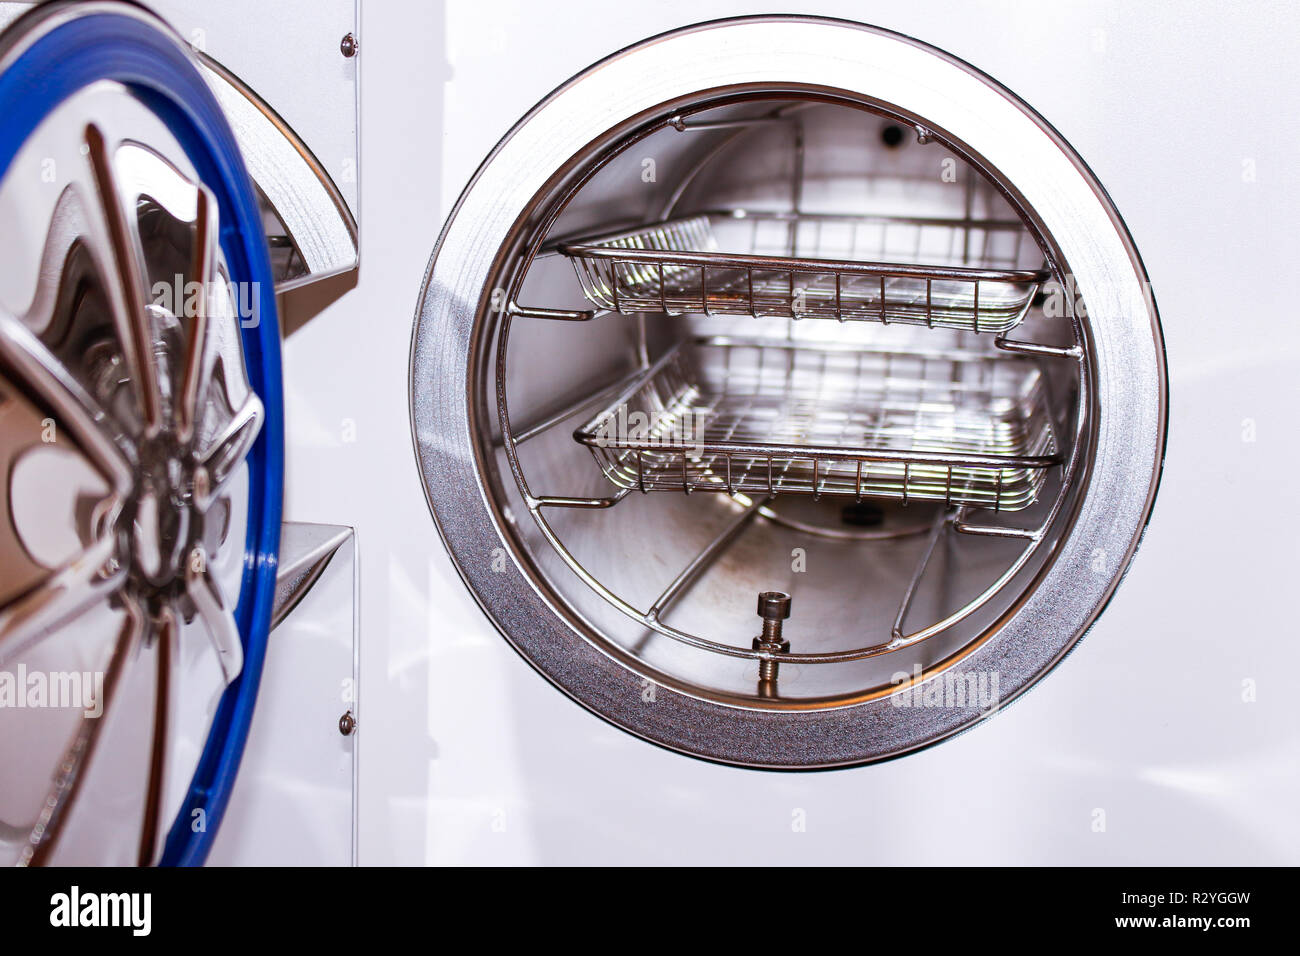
411;16;1166;767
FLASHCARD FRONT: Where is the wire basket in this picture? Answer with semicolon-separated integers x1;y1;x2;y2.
574;338;1059;511
559;211;1049;333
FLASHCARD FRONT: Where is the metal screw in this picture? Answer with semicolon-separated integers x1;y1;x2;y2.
338;710;356;736
340;32;358;58
753;591;791;692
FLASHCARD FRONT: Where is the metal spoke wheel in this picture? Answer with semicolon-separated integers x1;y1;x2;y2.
0;1;282;865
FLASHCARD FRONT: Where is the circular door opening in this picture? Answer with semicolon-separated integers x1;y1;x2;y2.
412;17;1165;768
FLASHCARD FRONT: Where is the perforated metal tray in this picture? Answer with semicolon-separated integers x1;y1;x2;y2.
574;338;1059;510
560;211;1049;333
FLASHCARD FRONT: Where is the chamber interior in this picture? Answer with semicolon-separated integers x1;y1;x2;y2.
487;97;1086;706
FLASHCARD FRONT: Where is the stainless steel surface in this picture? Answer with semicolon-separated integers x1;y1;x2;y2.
574;336;1057;509
410;16;1166;767
200;56;359;291
494;106;1087;688
488;91;1089;697
561;211;1047;330
270;521;353;631
0;4;262;862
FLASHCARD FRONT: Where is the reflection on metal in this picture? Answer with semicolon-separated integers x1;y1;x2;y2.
198;57;358;292
752;591;791;697
411;17;1166;767
270;522;354;632
0;80;266;864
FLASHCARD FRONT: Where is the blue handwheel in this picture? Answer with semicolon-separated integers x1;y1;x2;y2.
0;1;283;865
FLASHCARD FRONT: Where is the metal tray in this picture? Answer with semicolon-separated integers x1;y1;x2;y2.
559;211;1049;333
574;338;1059;510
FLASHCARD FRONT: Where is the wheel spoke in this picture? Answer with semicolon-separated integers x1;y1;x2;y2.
0;306;132;664
178;185;218;442
16;188;84;336
0;308;134;495
137;607;177;866
82;123;163;436
21;595;143;866
0;534;124;666
195;394;262;510
187;555;243;685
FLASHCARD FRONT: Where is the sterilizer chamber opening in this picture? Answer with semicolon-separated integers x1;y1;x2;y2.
412;16;1165;767
485;94;1085;706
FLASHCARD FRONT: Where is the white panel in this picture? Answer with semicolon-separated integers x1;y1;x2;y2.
207;535;358;866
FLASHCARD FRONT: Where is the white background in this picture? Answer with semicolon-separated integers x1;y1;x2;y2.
279;0;1300;864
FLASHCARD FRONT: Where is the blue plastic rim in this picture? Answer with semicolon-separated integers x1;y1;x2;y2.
0;2;284;865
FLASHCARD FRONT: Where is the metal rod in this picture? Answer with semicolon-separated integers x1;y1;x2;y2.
533;489;632;510
576;433;1060;471
560;240;1050;284
509;303;600;321
788;122;804;255
891;509;951;641
952;507;1040;539
646;496;770;622
668;114;795;132
561;208;1033;242
994;336;1084;359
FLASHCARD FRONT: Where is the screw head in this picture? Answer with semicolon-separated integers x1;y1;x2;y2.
757;591;791;621
340;32;357;58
